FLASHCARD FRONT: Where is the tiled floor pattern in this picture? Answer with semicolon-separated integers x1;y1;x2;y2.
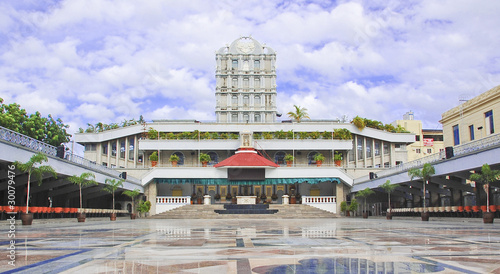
1;218;499;273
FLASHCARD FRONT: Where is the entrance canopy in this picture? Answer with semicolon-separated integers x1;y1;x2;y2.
155;178;341;185
214;148;279;168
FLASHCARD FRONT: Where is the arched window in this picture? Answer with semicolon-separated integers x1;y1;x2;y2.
173;152;185;166
307;151;319;165
275;151;286;166
207;152;218;165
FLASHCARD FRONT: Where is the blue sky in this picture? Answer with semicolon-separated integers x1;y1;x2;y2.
1;0;499;136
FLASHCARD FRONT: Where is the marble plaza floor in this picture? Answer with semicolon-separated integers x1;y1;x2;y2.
1;217;499;273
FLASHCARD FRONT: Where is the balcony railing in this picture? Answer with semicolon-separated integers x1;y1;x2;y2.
0;126;57;156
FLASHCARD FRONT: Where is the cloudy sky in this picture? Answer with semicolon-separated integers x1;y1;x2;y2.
1;0;499;136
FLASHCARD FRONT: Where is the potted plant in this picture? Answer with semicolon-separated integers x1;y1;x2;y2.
340;201;349;216
138;200;151;217
214;193;221;201
123;189;141;219
191;193;197;204
352;116;366;131
149;151;158;167
14;152;57;225
348;199;358;216
170;153;180;167
67;172;98;222
284;154;294;167
408;163;435;221
225;192;232;202
469;164;500;223
271;193;278;201
380;180;398;220
103;178;124;221
314;153;325;167
199;153;211;167
334;152;342;167
357;187;375;219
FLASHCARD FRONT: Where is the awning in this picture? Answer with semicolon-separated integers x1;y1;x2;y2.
214;148;279;168
155;178;341;185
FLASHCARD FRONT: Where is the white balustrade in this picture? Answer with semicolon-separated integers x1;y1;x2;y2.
156;196;191;204
302;196;336;214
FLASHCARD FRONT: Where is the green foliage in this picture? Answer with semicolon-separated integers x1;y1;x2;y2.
199;153;211;163
148;128;158;139
159;132;167;139
149;151;158;161
0;98;71;146
167;132;176;140
123;189;141;213
313;153;325;162
274;130;287;139
380;180;398;211
221;133;229;139
321;131;332;139
253;133;261;140
469;164;500;212
333;128;352;140
201;132;211;139
169;153;180;162
299;132;309;139
103;178;124;210
340;201;348;213
138;200;151;213
334;152;342;161
263;132;273;139
284;154;294;162
348;199;358;212
352;116;366;131
286;130;294;139
14;152;57;213
310;131;320;139
356;187;375;212
408;163;435;183
229;133;239;139
67;172;97;208
287;105;310;122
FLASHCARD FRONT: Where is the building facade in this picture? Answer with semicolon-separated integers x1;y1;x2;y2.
440;85;500;147
392;111;444;162
75;37;415;215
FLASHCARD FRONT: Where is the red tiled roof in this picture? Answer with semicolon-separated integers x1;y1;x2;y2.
214;148;279;168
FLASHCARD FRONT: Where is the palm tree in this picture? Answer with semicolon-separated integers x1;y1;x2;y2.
123;189;141;216
356;187;375;218
287;105;310;122
469;164;500;213
380;180;398;217
103;178;124;211
67;172;98;209
14;152;57;215
408;163;435;213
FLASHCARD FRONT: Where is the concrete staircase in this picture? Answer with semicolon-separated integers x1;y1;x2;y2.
149;204;338;219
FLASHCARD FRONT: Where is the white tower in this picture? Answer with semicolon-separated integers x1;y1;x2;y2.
215;37;278;123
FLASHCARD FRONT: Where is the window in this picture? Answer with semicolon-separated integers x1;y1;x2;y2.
232;78;238;88
207;152;218;165
254;60;260;70
128;137;134;160
453;124;460;145
232;95;238;105
395;161;403;166
416;148;421;154
232;113;238;123
254;78;260;89
366;138;372;158
243;95;249;106
485;110;494;134
427;148;432;154
243;78;249;88
383;142;389;155
85;144;96;151
232;60;238;70
469;125;474;141
111;142;117;157
374;141;381;156
254;95;261;106
357;137;364;160
416;135;421;141
243;114;249;122
120;139;125;158
102;142;108;155
254;113;261;122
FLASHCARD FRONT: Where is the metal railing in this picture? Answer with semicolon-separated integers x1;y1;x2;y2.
0;126;57;155
371;133;500;180
0;126;141;185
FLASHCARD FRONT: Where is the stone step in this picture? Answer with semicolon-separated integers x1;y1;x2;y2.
150;204;338;219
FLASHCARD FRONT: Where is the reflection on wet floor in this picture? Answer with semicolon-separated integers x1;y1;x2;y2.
0;218;499;273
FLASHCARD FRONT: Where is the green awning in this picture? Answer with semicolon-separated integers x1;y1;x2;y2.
155;178;340;185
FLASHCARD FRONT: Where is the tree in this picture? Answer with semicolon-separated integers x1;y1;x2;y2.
67;172;98;209
0;98;71;146
123;189;141;214
469;164;500;213
356;187;375;215
380;180;398;214
14;152;57;214
103;178;124;210
287;105;310;122
408;163;435;213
